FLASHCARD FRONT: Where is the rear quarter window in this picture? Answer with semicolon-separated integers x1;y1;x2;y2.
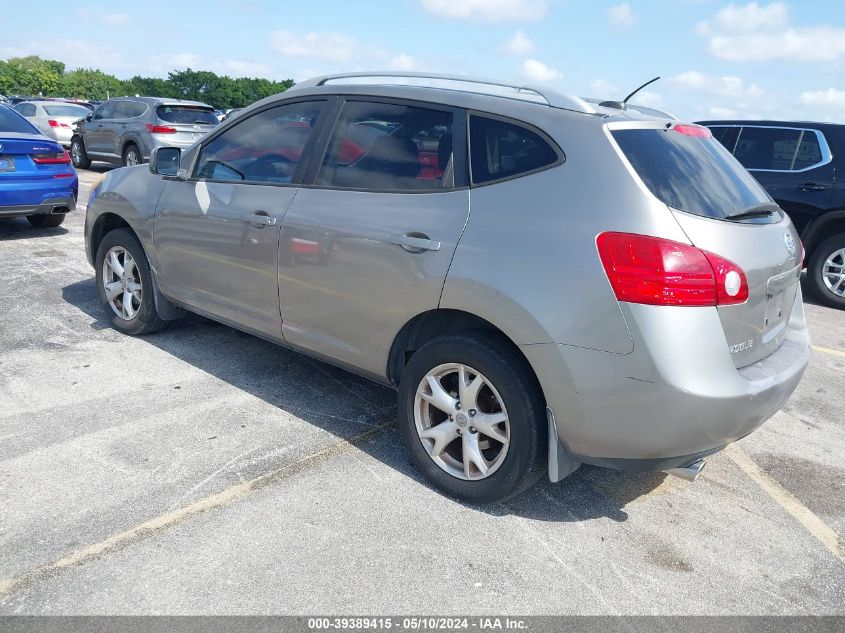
469;115;560;185
0;106;39;134
611;126;773;220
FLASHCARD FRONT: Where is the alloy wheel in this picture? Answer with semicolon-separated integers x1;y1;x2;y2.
822;248;845;297
125;148;140;166
102;246;143;320
414;363;510;481
71;142;82;165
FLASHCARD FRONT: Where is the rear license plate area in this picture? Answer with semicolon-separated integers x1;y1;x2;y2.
763;281;798;346
0;156;15;172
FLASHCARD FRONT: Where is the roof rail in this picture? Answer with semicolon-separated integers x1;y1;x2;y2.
288;71;596;114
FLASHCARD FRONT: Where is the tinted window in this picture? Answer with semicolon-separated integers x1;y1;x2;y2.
15;103;36;117
612;127;772;220
0;106;39;134
156;105;218;125
469;115;559;184
93;102;116;120
793;131;823;170
733;127;802;170
43;104;90;118
194;100;324;184
318;101;454;191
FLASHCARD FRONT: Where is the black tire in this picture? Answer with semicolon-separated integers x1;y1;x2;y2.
95;228;166;335
122;144;142;167
807;233;845;309
26;214;65;228
70;137;91;169
398;332;547;502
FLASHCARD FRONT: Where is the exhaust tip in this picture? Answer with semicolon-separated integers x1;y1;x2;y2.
665;459;706;482
51;206;70;215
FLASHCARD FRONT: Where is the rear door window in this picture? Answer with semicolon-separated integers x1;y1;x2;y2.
194;100;325;184
317;101;455;191
0;106;39;133
733;127;802;170
15;103;37;117
611;126;773;220
156;105;218;125
469;115;560;184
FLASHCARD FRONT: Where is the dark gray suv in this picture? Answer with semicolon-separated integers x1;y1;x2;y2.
70;97;218;168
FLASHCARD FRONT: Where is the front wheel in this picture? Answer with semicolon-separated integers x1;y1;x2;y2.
807;234;845;309
95;228;165;335
70;137;91;169
398;333;547;502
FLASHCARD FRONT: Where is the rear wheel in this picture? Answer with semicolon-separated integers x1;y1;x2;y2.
123;144;142;167
808;234;845;309
95;229;165;335
70;137;91;169
398;332;546;502
26;214;65;228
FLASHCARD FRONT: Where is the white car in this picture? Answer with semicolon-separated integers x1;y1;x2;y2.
14;101;91;148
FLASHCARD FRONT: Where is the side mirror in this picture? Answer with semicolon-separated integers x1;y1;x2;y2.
85;114;93;122
150;147;182;177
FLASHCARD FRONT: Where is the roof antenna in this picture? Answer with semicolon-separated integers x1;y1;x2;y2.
599;76;660;111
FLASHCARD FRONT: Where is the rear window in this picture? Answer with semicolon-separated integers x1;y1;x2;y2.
43;105;90;118
0;106;39;134
156;105;218;125
612;127;772;220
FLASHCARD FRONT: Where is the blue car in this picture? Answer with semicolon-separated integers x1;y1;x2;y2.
0;104;78;228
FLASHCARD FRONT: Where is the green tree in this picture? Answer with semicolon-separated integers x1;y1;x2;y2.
60;69;122;100
0;56;63;96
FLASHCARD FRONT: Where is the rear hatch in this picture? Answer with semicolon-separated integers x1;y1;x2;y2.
42;104;90;135
611;122;802;368
154;104;219;145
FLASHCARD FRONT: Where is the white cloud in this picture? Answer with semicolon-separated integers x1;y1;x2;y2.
504;30;534;55
219;60;274;77
103;13;129;27
589;79;618;96
670;70;765;99
521;59;562;83
695;2;845;62
801;89;845;108
2;39;128;73
708;106;739;118
388;53;418;71
607;3;637;28
421;0;547;21
628;90;664;108
270;30;358;62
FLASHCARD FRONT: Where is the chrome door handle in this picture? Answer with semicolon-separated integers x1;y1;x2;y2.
800;182;826;191
244;212;277;227
388;234;441;252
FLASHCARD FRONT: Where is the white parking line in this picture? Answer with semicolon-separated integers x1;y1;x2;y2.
725;444;845;564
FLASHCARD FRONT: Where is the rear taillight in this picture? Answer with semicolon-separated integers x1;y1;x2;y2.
48;120;70;128
596;232;748;307
32;150;71;164
145;123;176;134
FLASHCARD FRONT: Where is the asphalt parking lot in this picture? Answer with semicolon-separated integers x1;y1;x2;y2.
0;166;843;615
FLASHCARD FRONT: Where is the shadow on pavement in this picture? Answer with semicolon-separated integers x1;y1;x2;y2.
0;217;69;241
61;276;665;523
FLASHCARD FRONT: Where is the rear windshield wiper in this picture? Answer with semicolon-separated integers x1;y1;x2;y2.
724;205;779;222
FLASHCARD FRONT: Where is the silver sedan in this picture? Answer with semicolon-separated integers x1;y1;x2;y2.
13;101;91;147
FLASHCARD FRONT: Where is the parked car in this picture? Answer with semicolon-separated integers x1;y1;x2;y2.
699;120;845;309
13;100;91;147
84;73;809;501
0;104;77;228
70;96;219;169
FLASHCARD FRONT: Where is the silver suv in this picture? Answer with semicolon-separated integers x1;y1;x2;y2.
83;73;810;502
70;96;218;168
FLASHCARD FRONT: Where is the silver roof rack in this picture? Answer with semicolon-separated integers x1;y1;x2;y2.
288;71;596;114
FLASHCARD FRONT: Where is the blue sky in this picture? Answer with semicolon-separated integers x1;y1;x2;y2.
2;0;844;121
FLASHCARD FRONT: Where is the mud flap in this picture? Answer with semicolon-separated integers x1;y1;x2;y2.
547;406;581;482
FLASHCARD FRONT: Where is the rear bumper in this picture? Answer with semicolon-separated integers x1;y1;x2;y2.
523;286;811;472
0;196;76;218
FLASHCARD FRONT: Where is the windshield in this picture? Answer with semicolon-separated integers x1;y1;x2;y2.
0;106;40;134
156;105;218;125
612;126;775;221
44;104;90;118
